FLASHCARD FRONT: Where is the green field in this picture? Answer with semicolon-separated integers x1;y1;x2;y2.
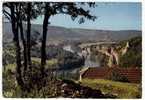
80;78;141;98
32;57;58;69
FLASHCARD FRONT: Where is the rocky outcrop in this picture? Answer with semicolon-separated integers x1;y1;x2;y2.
55;79;117;98
120;41;129;55
77;41;130;68
99;41;129;67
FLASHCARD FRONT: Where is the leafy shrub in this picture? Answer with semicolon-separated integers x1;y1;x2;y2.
3;62;59;98
3;43;16;66
119;50;141;68
119;36;142;68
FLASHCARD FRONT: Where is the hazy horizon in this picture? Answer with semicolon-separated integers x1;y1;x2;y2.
3;21;142;31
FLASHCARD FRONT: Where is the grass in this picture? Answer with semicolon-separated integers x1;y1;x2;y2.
46;59;57;66
3;57;141;98
4;63;16;73
31;57;41;63
3;59;58;98
80;78;141;98
3;57;58;73
32;57;58;69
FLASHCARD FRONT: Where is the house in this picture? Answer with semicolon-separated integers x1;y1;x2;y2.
79;67;141;83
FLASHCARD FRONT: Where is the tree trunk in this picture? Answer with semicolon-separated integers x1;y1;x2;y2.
19;20;28;72
10;4;24;88
41;5;50;73
27;3;32;67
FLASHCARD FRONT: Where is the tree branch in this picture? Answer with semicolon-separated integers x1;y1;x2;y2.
3;9;11;17
3;10;11;21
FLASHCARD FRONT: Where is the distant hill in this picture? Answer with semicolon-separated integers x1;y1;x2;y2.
3;22;142;43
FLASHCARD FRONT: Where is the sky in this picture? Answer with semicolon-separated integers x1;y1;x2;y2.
32;2;142;30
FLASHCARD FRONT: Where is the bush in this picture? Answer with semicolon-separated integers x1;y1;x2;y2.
3;63;59;98
119;50;141;68
3;43;16;66
119;36;142;68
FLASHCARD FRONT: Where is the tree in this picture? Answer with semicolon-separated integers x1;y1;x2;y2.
3;2;97;89
26;3;32;67
41;3;50;72
3;3;24;89
41;2;97;73
17;3;28;72
3;2;41;88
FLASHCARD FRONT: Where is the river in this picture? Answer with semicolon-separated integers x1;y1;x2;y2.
51;45;101;80
63;45;100;68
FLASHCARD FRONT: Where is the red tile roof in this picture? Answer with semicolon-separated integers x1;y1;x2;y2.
81;67;141;83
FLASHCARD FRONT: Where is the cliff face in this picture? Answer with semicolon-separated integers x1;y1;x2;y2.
100;36;141;68
107;42;129;67
83;36;141;68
